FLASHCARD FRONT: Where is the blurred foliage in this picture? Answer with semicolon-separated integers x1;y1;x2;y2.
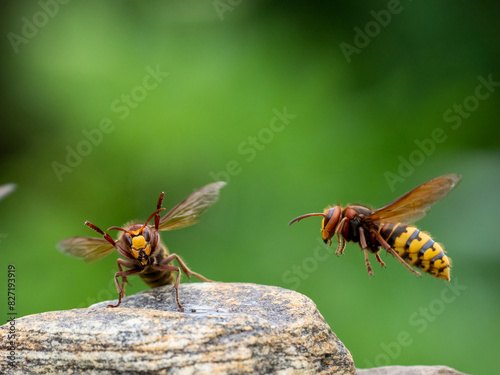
1;1;499;373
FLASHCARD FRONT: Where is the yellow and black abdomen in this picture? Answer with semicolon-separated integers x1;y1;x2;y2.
379;223;451;281
139;243;174;287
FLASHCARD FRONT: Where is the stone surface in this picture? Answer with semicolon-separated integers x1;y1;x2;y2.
0;282;355;374
356;365;469;375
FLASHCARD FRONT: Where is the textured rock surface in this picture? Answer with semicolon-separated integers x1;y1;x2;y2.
356;365;469;375
0;282;355;374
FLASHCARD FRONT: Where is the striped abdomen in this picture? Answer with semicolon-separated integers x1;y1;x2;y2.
139;243;175;287
379;223;451;281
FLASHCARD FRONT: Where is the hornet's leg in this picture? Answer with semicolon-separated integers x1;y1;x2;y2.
334;217;347;256
363;249;373;277
375;253;386;268
108;259;140;308
359;227;374;277
336;234;346;256
160;253;212;282
371;229;421;277
153;263;184;311
154;253;212;312
359;227;386;268
368;229;386;268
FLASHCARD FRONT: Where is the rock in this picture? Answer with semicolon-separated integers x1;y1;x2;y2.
356;365;469;375
0;282;355;374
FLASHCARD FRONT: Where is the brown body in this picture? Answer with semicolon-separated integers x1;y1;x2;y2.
289;175;461;280
139;244;174;287
111;222;176;289
58;182;226;311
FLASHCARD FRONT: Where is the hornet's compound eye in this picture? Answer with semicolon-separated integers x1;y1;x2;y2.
323;210;333;227
323;206;340;230
124;234;132;248
143;226;151;242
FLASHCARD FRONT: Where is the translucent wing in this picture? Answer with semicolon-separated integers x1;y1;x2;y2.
0;183;16;201
158;181;226;231
57;236;115;263
367;174;461;224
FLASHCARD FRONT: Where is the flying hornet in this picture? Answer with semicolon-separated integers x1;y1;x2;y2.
289;174;461;281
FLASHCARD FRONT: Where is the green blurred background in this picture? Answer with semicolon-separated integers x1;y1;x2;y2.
1;1;499;373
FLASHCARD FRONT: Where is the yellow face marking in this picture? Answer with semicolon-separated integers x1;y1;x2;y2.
132;236;146;249
319;218;329;241
131;248;140;259
321;230;330;241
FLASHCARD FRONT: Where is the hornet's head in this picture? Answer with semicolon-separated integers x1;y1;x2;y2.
123;225;153;266
108;207;165;266
109;224;154;266
288;205;342;245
